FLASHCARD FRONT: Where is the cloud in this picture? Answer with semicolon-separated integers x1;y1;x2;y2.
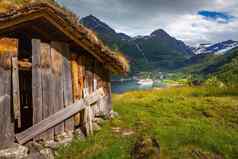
57;0;238;45
166;14;238;45
198;10;235;23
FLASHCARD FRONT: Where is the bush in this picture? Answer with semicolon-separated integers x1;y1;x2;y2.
204;76;226;88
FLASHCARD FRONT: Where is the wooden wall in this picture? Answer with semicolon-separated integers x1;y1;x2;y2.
0;37;112;148
70;52;112;122
32;39;112;140
32;39;74;141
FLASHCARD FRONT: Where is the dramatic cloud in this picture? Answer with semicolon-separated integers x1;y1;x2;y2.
57;0;238;45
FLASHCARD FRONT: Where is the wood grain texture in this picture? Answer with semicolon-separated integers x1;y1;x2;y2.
0;53;14;149
71;54;80;127
12;56;21;128
61;43;74;132
78;54;86;126
40;42;54;140
50;41;64;137
16;88;104;145
32;39;43;141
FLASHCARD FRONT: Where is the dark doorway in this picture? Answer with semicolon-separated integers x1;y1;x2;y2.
15;36;33;133
18;70;33;132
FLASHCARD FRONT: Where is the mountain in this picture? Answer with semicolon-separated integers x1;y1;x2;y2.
80;15;194;73
80;15;131;49
180;46;238;84
215;49;238;84
193;40;238;55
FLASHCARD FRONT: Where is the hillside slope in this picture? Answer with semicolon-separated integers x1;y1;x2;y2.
57;87;238;159
214;49;238;84
180;47;238;84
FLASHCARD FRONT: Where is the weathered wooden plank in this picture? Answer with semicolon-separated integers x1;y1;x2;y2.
92;59;101;116
51;41;64;137
61;43;74;132
83;57;97;135
100;68;112;114
0;53;14;149
78;54;86;125
16;88;104;144
12;56;21;128
40;42;54;140
83;88;93;136
83;106;93;136
94;61;104;114
85;56;94;95
106;71;112;113
71;54;80;127
32;39;43;141
0;95;13;149
85;56;95;122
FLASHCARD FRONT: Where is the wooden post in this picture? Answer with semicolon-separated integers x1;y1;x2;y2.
50;42;64;137
61;43;74;133
106;71;112;113
83;55;94;136
94;61;103;114
0;53;14;149
40;42;54;140
78;54;85;126
71;54;81;127
83;88;93;136
32;39;43;141
12;56;21;128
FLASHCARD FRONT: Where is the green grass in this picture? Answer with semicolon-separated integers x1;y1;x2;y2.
57;86;238;159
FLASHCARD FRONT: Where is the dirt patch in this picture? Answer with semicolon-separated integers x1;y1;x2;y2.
111;127;135;136
192;149;224;159
131;136;160;159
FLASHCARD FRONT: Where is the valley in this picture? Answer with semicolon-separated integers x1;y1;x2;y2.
80;15;238;87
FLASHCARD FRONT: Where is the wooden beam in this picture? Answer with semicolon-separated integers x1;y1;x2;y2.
71;54;81;127
16;88;104;144
12;57;21;128
32;39;43;141
31;25;52;41
50;41;64;137
61;43;74;132
0;10;122;73
40;42;54;140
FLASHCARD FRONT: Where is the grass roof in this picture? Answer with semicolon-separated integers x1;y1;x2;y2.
0;1;129;74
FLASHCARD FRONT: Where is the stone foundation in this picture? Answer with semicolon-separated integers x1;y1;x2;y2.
0;115;110;159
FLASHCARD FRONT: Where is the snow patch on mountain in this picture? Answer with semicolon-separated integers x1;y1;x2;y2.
193;40;238;55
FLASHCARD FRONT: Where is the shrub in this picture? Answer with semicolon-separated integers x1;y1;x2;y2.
204;76;225;89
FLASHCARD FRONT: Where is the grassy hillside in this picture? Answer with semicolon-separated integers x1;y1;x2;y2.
57;86;238;159
215;51;238;84
179;48;238;85
180;53;223;74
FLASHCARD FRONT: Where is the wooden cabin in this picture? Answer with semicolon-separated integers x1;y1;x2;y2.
0;2;128;149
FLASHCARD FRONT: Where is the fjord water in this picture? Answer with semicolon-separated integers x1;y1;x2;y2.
111;80;165;93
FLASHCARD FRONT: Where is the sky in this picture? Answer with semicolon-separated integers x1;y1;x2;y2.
57;0;238;46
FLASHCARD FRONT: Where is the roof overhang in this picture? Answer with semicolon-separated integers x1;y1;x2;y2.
0;3;129;74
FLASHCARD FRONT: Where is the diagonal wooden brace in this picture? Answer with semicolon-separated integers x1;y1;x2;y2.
16;88;104;144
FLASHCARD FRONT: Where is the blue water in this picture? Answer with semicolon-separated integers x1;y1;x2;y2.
111;80;165;93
